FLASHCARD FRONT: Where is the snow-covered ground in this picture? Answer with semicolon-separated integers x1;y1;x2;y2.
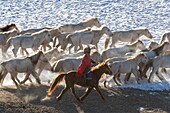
0;0;170;91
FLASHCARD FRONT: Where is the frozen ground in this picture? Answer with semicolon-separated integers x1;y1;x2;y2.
0;0;170;91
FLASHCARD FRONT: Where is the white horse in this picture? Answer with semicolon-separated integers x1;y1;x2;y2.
5;29;53;57
159;32;170;44
108;54;148;86
19;27;61;52
66;26;113;53
58;17;101;33
35;47;65;76
0;30;18;56
0;51;49;88
105;28;153;48
51;51;103;72
102;40;146;60
54;27;91;50
148;54;170;83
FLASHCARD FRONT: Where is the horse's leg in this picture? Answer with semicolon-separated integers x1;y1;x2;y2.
32;71;41;84
155;70;165;81
148;69;155;83
15;75;21;85
132;69;140;84
42;45;46;52
138;63;147;79
10;73;19;88
71;86;80;101
53;36;57;47
94;86;105;100
23;48;29;56
74;46;78;53
124;73;131;84
0;71;8;86
20;73;30;85
117;73;121;83
141;62;151;78
113;73;121;86
95;44;98;51
12;48;18;57
77;44;83;51
1;47;7;57
69;44;74;53
110;37;116;48
20;48;24;56
57;85;70;101
80;87;93;101
47;44;52;50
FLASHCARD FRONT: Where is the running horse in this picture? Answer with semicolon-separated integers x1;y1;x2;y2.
47;62;112;102
105;28;153;48
58;17;101;33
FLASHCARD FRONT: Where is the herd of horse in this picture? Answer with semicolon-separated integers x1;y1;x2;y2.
0;17;170;101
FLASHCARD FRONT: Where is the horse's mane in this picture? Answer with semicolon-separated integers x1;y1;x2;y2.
129;53;144;59
133;27;147;30
152;42;168;55
32;29;49;36
82;17;97;23
28;51;42;65
91;62;106;71
0;23;16;31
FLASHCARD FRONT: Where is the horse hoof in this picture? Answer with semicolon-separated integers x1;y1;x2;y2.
117;84;121;86
56;97;61;102
80;97;84;101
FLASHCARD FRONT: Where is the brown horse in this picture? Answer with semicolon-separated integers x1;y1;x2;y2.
47;62;112;102
0;23;20;32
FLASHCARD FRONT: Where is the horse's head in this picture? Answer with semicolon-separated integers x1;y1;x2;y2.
163;42;170;50
102;26;113;36
92;17;101;27
8;29;19;37
136;40;146;50
92;62;112;76
143;29;153;39
45;30;53;42
91;51;103;63
30;51;49;65
148;41;159;50
134;53;149;64
102;62;113;75
49;27;61;38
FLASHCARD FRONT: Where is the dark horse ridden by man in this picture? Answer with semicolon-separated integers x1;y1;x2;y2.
47;62;112;102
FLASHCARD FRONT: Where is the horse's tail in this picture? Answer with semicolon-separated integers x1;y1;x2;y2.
47;72;66;96
104;36;111;49
142;60;153;75
101;51;107;61
66;34;73;45
159;33;167;44
51;60;64;72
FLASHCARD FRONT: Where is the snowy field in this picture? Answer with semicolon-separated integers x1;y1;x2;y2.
0;0;170;91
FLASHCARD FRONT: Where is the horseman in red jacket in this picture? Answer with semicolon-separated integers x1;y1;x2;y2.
77;46;96;80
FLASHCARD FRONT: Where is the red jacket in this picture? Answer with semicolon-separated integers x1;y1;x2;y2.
77;54;92;75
